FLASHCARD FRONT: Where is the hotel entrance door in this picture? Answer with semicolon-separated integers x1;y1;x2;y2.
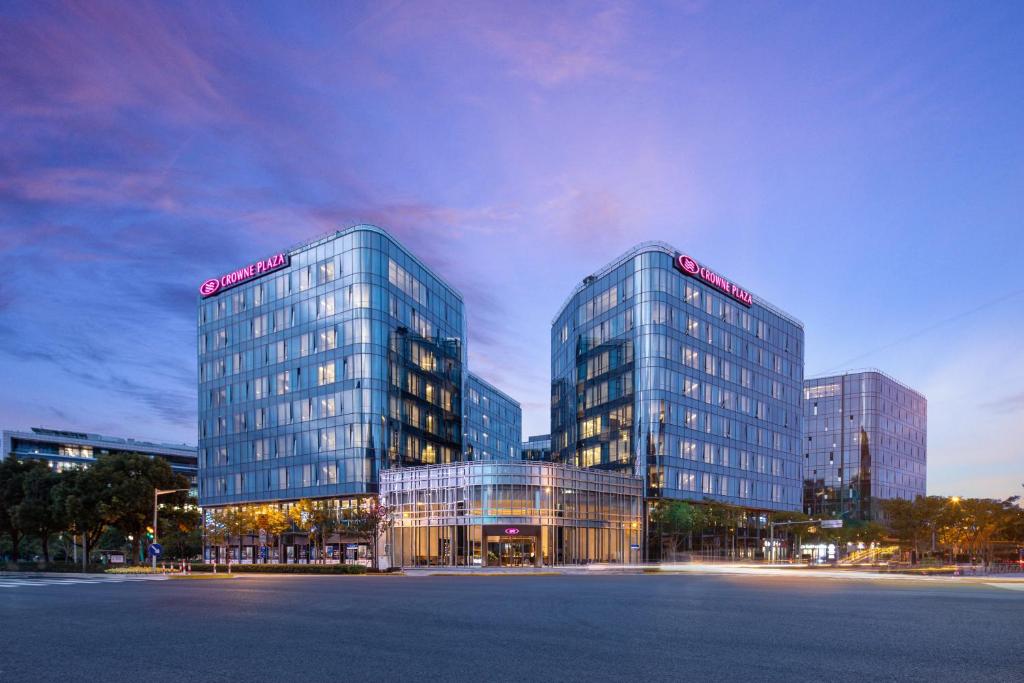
495;537;535;567
482;525;542;567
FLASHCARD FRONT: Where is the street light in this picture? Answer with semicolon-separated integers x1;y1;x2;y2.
152;488;190;569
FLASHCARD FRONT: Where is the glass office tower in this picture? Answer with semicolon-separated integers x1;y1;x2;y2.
464;372;522;461
197;225;466;509
551;243;805;524
802;370;927;521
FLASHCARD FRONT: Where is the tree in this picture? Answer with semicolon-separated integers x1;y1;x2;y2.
205;509;231;563
341;496;394;570
57;465;114;568
881;498;924;554
222;507;254;563
289;499;316;562
940;497;1021;564
159;500;202;561
650;500;700;555
13;461;67;563
310;501;344;564
0;456;34;563
252;505;290;563
882;495;954;556
91;452;185;564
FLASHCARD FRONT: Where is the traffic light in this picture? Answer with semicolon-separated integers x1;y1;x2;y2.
145;526;154;540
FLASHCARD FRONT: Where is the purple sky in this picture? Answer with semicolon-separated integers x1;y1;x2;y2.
1;1;1021;499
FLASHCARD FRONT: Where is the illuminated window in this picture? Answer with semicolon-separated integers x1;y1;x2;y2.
581;445;601;467
318;294;335;318
318;362;336;386
318;260;336;283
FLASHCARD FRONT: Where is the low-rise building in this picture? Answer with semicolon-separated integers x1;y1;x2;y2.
382;461;642;567
2;427;197;483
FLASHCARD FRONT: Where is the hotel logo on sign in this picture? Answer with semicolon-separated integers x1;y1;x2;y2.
199;253;290;298
674;254;753;307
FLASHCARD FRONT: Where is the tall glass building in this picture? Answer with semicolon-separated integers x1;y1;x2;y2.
197;225;466;509
464;372;522;461
551;243;805;528
802;370;927;521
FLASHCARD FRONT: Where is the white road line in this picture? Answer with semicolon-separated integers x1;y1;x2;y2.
986;583;1024;591
0;575;170;589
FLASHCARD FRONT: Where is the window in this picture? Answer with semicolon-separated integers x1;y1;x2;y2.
388;259;426;304
318;294;335;318
254;376;269;400
320;396;336;417
680;439;697;460
320;462;338;484
318;362;336;386
346;284;370;308
319;428;336;452
581;416;602;439
318;259;336;283
253;314;268;338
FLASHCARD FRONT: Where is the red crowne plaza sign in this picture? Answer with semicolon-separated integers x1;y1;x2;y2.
199;253;290;298
674;254;753;307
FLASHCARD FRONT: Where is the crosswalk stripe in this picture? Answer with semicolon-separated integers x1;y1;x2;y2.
0;574;170;588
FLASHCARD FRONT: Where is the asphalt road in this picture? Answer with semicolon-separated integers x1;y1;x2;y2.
2;573;1022;682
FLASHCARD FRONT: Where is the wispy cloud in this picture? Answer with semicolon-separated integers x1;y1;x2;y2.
0;0;1021;493
980;392;1024;415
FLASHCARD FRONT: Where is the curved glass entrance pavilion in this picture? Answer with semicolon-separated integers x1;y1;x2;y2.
381;462;642;567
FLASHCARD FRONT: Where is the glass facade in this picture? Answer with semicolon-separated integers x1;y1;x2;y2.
1;427;197;481
551;242;804;514
383;462;643;566
464;372;522;461
197;225;466;507
802;370;927;520
521;433;552;461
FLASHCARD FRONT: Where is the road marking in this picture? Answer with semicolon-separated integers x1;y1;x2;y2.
986;583;1024;591
0;575;169;590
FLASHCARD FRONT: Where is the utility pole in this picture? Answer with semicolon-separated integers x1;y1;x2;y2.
152;488;190;569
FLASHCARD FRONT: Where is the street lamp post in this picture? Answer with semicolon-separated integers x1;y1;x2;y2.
152;488;190;569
